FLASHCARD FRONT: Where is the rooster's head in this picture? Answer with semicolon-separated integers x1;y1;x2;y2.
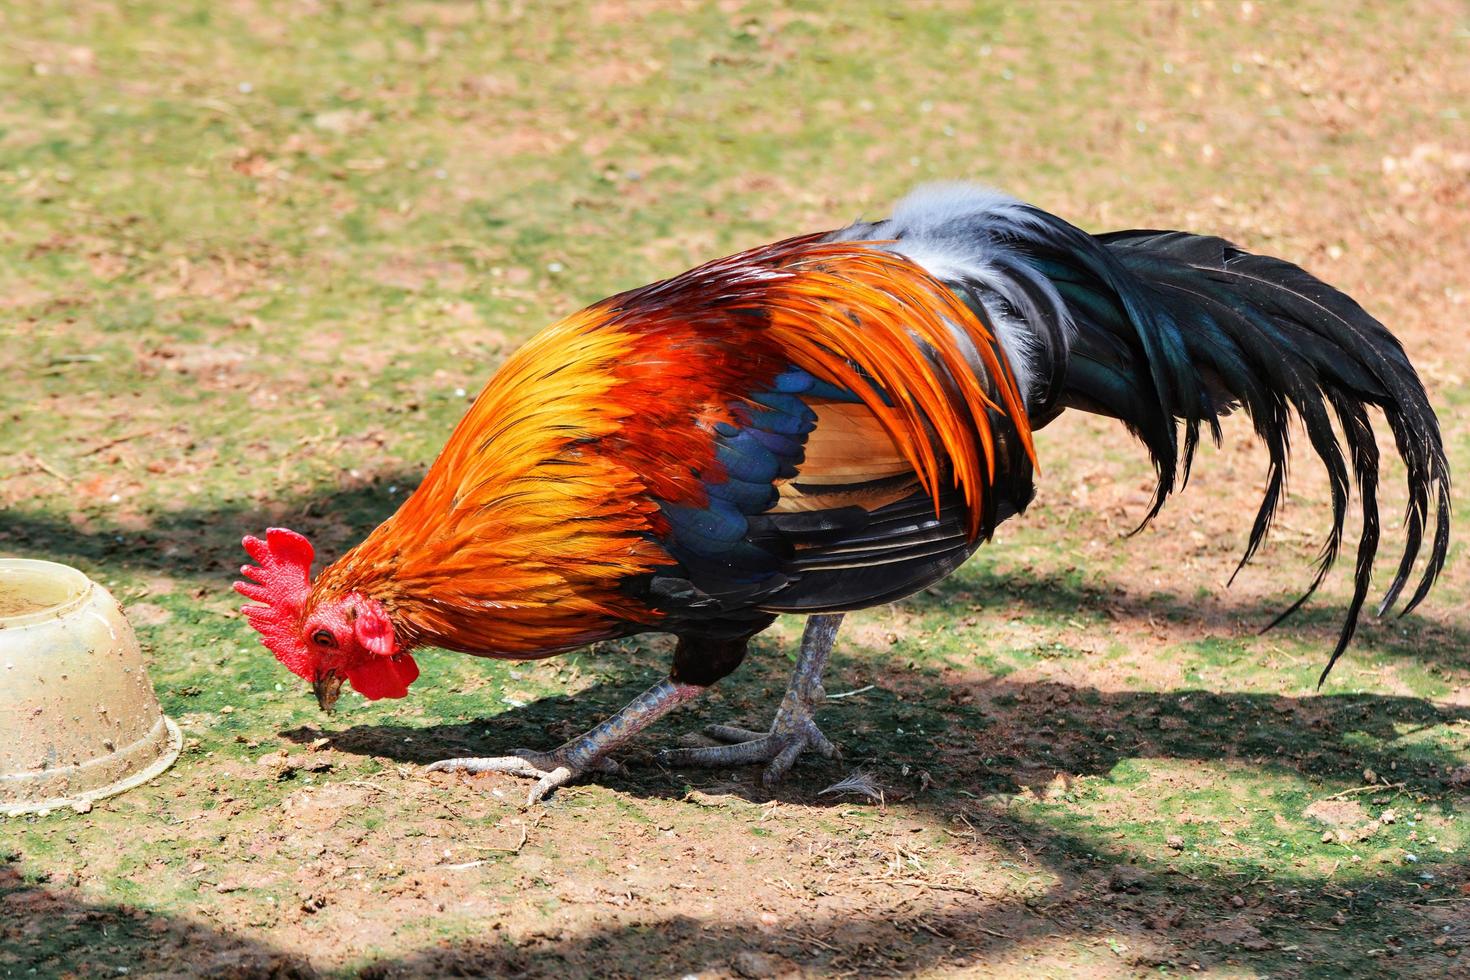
234;528;418;712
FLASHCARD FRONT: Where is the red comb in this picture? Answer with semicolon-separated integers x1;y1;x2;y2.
235;527;316;679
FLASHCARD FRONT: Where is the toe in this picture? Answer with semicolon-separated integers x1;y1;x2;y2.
527;765;577;805
705;723;767;743
428;750;607;804
427;756;501;774
660;737;777;767
761;737;806;787
426;754;551;778
805;723;841;759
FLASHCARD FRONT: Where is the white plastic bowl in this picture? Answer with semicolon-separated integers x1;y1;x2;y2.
0;558;181;816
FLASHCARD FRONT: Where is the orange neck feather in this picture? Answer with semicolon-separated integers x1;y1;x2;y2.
312;306;678;657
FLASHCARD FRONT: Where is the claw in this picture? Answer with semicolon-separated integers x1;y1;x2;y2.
427;751;587;805
658;613;843;788
661;613;846;787
422;677;705;804
528;767;575;805
659;714;840;786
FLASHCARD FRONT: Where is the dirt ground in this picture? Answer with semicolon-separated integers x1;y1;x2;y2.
2;2;1469;978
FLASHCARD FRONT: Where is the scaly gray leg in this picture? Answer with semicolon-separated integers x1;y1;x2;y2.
659;613;844;786
427;676;703;804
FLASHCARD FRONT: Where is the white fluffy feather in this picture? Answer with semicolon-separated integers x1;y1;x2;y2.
828;183;1076;407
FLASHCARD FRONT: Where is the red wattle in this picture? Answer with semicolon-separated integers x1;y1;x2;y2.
345;653;420;701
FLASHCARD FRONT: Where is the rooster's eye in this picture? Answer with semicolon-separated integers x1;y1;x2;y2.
311;629;337;648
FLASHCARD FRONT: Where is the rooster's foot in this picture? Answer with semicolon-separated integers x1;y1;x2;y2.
425;677;705;804
426;751;618;805
660;614;845;787
660;712;840;787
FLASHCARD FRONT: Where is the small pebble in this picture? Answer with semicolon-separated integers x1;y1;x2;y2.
732;950;779;979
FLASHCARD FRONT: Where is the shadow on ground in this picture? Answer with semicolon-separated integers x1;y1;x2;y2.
289;677;1470;804
5;799;1466;978
267;654;1470;975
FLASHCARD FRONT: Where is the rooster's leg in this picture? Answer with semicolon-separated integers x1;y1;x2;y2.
659;613;843;787
426;677;703;804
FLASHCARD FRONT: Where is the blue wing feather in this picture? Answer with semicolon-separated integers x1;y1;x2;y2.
650;367;819;591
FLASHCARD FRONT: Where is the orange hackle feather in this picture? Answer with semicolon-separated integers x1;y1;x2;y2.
310;306;675;658
307;236;1034;657
757;241;1035;535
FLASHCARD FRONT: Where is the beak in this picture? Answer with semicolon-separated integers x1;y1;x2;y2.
313;670;344;714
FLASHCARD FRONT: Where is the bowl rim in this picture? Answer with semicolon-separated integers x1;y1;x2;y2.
0;558;95;628
0;716;183;817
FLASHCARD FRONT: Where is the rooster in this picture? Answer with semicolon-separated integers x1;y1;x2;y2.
238;185;1450;803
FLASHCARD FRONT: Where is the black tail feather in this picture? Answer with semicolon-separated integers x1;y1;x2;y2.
1014;220;1450;683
